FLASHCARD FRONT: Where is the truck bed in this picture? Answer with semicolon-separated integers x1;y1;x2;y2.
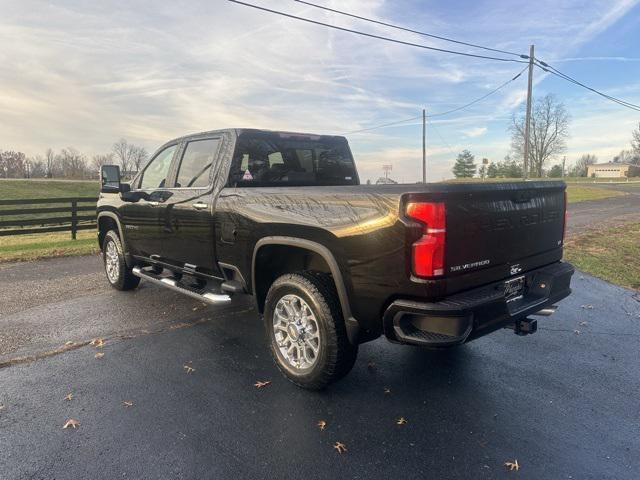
215;180;567;339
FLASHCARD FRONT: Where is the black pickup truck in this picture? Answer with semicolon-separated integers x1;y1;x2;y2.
98;128;574;389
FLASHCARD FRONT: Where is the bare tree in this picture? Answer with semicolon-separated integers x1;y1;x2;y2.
130;145;148;173
612;149;636;163
0;150;27;178
570;154;597;177
510;93;570;177
92;153;115;173
29;156;46;178
44;148;59;178
112;139;148;175
59;147;88;179
631;122;640;163
112;138;132;173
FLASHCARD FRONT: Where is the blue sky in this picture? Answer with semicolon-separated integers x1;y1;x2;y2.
1;0;639;182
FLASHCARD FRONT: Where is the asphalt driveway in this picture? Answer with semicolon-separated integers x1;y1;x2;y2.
0;255;639;479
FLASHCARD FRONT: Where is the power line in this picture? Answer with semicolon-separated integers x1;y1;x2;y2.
535;60;640;112
293;0;525;59
429;120;456;156
427;65;528;117
538;61;640;111
228;0;528;64
344;116;421;135
344;66;527;135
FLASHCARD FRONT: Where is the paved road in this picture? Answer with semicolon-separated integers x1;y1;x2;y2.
1;255;639;479
566;183;640;235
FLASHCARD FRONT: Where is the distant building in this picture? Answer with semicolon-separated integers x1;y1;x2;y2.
587;162;640;178
375;177;398;184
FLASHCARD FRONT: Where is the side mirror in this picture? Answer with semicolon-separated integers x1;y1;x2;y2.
101;165;122;193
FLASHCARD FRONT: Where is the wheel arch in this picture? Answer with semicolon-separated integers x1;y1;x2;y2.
97;212;131;265
252;236;359;344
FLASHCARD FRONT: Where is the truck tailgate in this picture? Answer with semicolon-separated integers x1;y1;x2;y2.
444;182;565;281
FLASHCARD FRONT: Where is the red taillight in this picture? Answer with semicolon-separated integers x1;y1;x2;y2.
406;202;446;277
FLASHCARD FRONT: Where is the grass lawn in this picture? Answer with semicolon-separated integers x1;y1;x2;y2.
565;222;640;290
0;180;100;262
565;185;626;203
0;230;99;263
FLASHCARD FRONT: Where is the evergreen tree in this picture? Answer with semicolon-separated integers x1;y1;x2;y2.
548;164;563;178
487;162;498;178
452;150;476;178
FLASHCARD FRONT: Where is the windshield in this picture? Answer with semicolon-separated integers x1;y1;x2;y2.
228;131;358;187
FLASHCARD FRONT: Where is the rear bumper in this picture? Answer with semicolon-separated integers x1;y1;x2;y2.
383;261;574;347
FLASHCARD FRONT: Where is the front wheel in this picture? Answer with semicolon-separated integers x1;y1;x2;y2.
264;272;358;390
103;230;140;291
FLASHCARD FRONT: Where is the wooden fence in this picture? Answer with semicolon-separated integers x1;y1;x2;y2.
0;197;98;238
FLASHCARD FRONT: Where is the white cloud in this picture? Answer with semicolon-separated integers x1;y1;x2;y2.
0;0;637;184
463;127;488;138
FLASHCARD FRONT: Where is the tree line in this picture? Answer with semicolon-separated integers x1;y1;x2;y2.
0;139;148;180
453;93;640;178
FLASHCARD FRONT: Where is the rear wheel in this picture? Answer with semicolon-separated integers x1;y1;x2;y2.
102;230;140;291
264;271;357;390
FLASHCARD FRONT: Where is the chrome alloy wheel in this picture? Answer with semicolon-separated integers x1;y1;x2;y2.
273;294;321;370
105;240;120;283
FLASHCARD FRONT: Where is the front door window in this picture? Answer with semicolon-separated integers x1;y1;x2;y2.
140;144;177;190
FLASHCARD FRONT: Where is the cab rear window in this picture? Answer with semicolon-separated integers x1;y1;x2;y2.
228;132;358;187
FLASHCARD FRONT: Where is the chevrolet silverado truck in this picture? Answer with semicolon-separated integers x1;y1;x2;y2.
98;128;574;389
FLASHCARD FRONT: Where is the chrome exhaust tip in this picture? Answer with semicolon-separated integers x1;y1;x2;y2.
531;305;558;317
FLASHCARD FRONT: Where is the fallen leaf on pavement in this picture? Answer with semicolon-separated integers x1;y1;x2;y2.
573;330;581;335
90;338;104;348
170;322;191;330
579;321;588;326
333;442;347;454
581;304;593;310
383;387;391;395
504;459;520;471
396;417;408;426
95;352;105;359
63;418;80;429
183;365;195;374
254;380;271;388
65;341;75;346
122;401;134;407
367;361;376;370
64;393;73;401
317;420;327;431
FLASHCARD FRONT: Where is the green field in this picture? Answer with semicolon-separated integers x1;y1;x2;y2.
0;179;99;199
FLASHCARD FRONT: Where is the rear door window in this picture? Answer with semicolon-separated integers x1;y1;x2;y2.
174;138;220;188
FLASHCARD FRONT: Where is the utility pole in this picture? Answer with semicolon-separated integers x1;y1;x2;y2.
422;108;426;183
523;44;535;179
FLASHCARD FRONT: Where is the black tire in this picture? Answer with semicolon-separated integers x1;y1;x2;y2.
264;271;358;390
102;230;140;291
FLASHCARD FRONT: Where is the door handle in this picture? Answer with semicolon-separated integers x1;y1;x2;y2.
192;202;208;210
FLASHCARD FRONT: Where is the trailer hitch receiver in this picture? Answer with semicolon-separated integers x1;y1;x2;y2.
506;317;538;336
